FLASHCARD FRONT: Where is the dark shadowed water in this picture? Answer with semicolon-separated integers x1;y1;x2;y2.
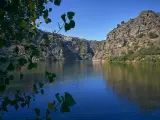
1;61;160;120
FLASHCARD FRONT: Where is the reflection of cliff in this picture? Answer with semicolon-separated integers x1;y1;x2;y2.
0;63;46;97
1;61;100;96
102;63;160;111
45;60;98;82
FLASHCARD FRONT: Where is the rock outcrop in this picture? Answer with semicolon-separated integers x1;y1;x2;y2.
93;10;160;61
2;10;160;62
35;30;105;61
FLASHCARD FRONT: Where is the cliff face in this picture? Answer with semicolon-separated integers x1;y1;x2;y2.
93;10;160;61
2;10;160;62
35;30;105;61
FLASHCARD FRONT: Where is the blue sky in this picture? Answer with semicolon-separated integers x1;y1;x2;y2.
39;0;160;40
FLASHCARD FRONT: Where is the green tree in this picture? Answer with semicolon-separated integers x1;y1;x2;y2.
0;0;76;119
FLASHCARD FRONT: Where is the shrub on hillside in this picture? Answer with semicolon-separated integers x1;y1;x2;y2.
148;32;159;38
121;21;125;24
139;46;160;55
128;50;134;55
117;24;120;28
137;33;144;38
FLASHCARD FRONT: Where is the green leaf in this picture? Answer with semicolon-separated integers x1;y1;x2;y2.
67;12;75;20
46;72;56;83
0;39;4;48
43;10;49;19
54;0;62;6
7;63;15;71
47;118;52;120
60;102;70;112
52;73;56;78
29;2;35;9
33;84;37;90
46;109;50;118
0;116;2;120
69;20;75;28
33;84;38;93
61;14;66;23
48;76;54;83
20;20;26;27
46;18;52;24
18;58;27;66
33;63;38;68
15;103;19;111
19;97;25;102
40;89;44;95
55;93;61;103
49;8;52;12
36;118;40;120
16;89;20;94
48;103;54;110
10;100;17;106
20;73;23;80
34;108;40;116
15;93;19;99
21;103;26;108
39;82;44;88
0;8;4;15
14;46;19;54
5;78;9;85
45;71;50;76
61;96;65;102
64;23;71;31
32;49;40;57
26;96;31;108
64;92;76;106
9;75;14;80
27;62;35;70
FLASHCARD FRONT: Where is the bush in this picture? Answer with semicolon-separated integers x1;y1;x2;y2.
127;55;135;61
134;45;139;50
108;55;128;62
148;32;159;39
121;21;125;24
137;33;144;38
128;50;134;55
139;46;160;55
117;24;120;28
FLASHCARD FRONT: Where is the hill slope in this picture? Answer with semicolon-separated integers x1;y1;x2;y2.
35;30;105;61
93;10;160;62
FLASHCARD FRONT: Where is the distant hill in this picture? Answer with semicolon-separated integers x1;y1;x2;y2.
93;10;160;62
35;30;105;61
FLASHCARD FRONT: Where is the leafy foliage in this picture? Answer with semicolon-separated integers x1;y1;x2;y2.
137;33;145;38
0;0;76;119
48;103;54;110
0;71;76;119
54;0;62;6
139;46;160;55
148;32;159;39
28;62;38;70
34;108;41;116
61;12;76;31
7;63;15;71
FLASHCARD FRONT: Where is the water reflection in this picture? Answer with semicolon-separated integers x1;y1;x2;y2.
0;63;46;97
1;60;160;119
101;63;160;111
0;61;97;96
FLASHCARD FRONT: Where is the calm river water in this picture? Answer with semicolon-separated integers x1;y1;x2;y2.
1;61;160;120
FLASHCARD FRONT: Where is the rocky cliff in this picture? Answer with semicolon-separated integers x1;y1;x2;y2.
35;30;105;61
93;10;160;62
2;10;160;62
